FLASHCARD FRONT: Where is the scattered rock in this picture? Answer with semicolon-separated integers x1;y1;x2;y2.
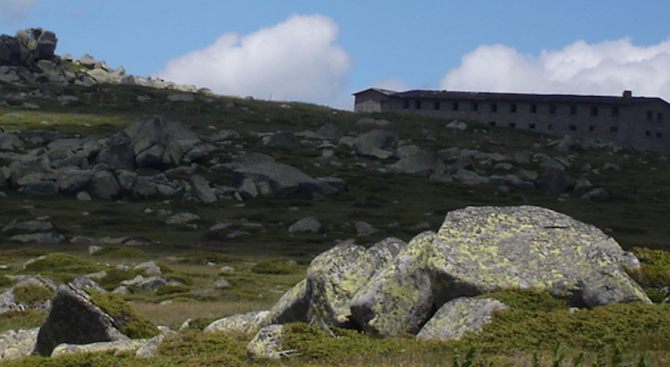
416;297;509;341
288;217;322;233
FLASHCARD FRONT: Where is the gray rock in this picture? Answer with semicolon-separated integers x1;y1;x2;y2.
416;297;509;341
581;188;609;202
123;116;182;169
428;206;650;308
263;279;309;326
165;212;200;225
452;169;489;185
11;232;65;244
190;174;217;203
288;217;322;233
537;168;575;194
355;221;379;237
247;324;285;361
204;310;269;334
121;275;167;291
133;261;161;276
446;120;467;130
90;170;121;200
315;123;345;141
0;328;39;361
51;339;149;357
265;131;301;148
234;162;336;198
210;129;242;141
34;284;130;356
2;218;54;234
0;133;24;151
76;191;91;201
350;232;435;337
353;129;399;158
55;167;93;193
384;150;445;176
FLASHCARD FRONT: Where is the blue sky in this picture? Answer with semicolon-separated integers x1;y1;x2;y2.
2;1;670;109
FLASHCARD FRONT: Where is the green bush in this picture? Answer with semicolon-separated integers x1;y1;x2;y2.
97;268;139;291
87;289;159;339
251;259;301;275
13;284;53;304
173;251;239;265
156;284;191;296
480;288;569;312
91;246;149;259
21;253;104;275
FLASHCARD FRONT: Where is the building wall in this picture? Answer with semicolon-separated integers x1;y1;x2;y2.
384;97;670;154
353;90;390;113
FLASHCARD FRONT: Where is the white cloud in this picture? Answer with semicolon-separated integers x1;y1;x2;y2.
0;0;38;21
157;14;351;104
440;38;670;100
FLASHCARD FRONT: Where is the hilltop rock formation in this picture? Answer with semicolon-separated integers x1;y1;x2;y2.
0;28;198;91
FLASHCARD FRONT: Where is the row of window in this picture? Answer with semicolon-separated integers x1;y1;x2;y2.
487;121;664;138
402;99;664;122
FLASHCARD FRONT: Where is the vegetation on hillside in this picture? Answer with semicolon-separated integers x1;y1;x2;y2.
0;80;670;365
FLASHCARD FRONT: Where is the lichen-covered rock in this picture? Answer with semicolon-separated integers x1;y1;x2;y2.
246;324;285;361
306;239;405;328
416;297;509;341
429;206;650;308
204;310;269;334
350;232;435;337
353;129;399;158
50;339;149;357
263;279;309;326
0;328;39;361
123;115;182;169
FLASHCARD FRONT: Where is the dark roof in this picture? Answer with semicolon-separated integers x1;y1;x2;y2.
390;89;667;106
352;88;397;96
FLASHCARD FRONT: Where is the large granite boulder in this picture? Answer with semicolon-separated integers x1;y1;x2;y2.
123;116;182;169
234;162;338;198
34;282;158;356
262;279;309;326
427;206;649;307
353;129;399;158
350;232;435;337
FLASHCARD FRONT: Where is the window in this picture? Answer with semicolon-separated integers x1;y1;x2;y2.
490;103;498;112
414;100;422;110
645;131;652;137
570;105;577;115
471;102;478;112
434;101;440;110
548;124;554;130
509;122;516;128
589;126;596;132
402;100;410;109
569;125;577;131
657;132;663;138
529;123;536;129
510;104;517;113
647;111;654;121
489;121;497;127
611;107;619;117
530;104;537;113
591;106;598;116
610;126;619;133
658;113;664;123
549;105;557;115
452;102;459;111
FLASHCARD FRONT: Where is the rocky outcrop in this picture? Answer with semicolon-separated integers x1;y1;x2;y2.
240;205;648;344
246;324;285;361
233;162;339;198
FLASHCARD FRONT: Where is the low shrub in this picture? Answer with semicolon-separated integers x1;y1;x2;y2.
91;246;149;259
251;259;301;275
21;253;103;275
13;284;54;304
87;289;160;339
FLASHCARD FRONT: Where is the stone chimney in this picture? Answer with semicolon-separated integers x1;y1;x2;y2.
622;90;632;99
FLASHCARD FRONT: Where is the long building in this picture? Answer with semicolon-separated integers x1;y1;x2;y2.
353;88;670;153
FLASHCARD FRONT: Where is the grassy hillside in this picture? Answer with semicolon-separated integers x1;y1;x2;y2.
1;80;670;366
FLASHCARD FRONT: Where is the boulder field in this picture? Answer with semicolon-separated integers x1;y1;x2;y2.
0;205;651;360
208;205;649;358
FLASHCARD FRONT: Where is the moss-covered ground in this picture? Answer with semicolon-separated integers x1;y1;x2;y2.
0;81;669;365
